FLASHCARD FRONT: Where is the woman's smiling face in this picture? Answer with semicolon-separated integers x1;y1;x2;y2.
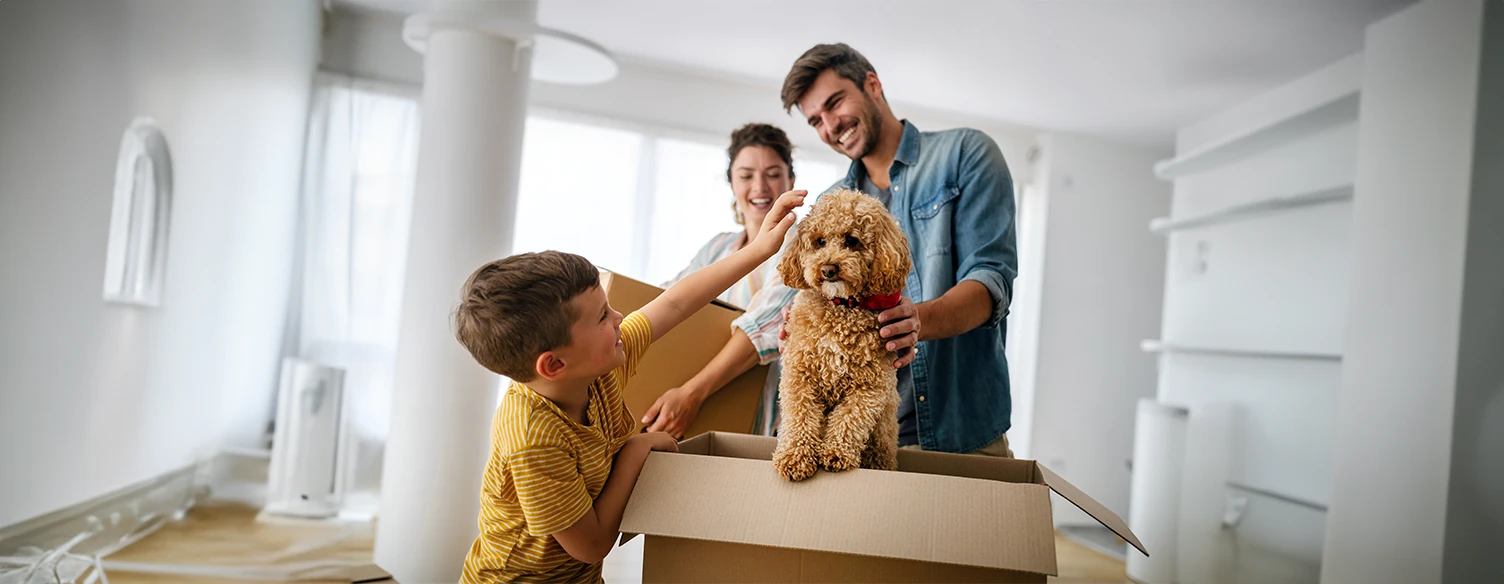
731;145;793;232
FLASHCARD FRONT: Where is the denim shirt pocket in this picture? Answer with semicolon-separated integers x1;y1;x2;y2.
911;185;959;256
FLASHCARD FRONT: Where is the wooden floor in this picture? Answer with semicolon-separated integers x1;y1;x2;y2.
104;502;1130;583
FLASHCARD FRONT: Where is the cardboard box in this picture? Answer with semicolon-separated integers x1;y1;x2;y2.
620;432;1147;583
600;270;768;436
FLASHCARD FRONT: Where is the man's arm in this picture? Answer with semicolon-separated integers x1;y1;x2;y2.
877;131;1016;350
914;280;993;341
948;131;1017;332
551;432;678;563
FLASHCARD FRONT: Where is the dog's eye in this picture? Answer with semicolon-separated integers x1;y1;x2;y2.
814;237;826;248
844;234;863;250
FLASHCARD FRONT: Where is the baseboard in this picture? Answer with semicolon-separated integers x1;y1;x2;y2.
0;462;201;559
0;446;276;561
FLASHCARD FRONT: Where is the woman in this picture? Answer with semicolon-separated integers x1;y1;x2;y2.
641;123;800;438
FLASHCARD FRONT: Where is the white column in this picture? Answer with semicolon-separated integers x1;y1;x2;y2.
374;9;532;583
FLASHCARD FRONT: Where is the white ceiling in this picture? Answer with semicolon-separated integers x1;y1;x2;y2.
343;0;1414;146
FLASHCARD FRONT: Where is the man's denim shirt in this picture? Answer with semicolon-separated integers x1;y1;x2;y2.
824;120;1018;453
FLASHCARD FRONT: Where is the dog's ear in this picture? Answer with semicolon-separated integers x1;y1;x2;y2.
867;214;912;296
778;230;811;290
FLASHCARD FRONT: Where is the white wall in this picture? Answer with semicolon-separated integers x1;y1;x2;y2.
1442;6;1504;583
1322;0;1485;582
1023;133;1170;525
0;0;320;528
319;6;1037;187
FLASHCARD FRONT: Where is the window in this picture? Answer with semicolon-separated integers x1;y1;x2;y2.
644;137;738;283
514;112;847;285
292;75;421;488
511;117;645;274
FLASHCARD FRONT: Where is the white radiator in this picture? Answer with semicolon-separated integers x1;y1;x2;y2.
264;358;351;519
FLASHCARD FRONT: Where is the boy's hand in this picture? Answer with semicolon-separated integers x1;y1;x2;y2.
632;431;680;453
749;190;806;258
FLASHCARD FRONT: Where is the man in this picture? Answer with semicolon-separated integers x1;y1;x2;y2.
781;43;1017;456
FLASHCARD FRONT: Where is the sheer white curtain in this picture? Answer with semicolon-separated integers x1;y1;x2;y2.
291;74;420;489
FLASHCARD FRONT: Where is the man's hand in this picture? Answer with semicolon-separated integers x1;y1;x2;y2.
641;387;704;440
877;297;921;369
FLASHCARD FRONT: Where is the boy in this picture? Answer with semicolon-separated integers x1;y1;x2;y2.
454;190;806;582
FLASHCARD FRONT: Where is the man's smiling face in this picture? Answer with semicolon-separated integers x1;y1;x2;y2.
797;69;885;161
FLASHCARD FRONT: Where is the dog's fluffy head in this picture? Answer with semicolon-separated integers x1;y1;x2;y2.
778;189;911;299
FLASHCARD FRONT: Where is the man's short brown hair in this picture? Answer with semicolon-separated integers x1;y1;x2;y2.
781;43;879;113
453;251;600;381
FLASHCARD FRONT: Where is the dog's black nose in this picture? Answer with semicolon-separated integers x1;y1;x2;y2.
820;264;839;280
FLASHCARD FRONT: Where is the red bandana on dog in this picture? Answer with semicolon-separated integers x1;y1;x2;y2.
830;291;903;311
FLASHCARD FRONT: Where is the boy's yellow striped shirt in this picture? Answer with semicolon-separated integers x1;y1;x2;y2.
460;311;652;583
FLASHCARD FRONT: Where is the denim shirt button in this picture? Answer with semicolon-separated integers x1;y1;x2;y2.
918;395;926;402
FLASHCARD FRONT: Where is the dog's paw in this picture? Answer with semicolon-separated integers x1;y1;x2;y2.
818;445;861;472
774;447;819;482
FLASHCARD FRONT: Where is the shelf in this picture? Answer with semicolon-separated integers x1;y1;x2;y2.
1154;91;1360;180
1141;340;1342;361
1226;480;1329;512
1149;185;1354;234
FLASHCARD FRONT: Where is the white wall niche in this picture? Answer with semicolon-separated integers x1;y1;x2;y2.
102;117;173;308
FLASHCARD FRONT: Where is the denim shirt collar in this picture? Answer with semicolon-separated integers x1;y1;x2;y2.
842;120;922;186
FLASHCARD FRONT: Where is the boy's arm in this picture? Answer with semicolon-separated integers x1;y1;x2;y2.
639;190;805;342
551;432;678;564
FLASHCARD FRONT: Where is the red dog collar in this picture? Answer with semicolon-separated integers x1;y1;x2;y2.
830;291;902;311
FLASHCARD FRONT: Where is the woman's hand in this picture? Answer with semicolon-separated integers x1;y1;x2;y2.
641;386;705;440
749;190;806;258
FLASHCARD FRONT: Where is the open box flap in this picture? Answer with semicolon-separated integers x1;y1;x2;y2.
1036;463;1148;556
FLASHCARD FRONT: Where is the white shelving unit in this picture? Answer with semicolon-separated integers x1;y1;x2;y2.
1141;53;1366;582
1149;185;1354;234
1154;91;1360;180
1141;339;1342;362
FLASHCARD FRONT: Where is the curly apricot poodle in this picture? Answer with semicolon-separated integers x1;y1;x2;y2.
773;188;912;482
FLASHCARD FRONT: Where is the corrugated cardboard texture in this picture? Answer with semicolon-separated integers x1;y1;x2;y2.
675;432;715;455
1037;463;1148;556
620;450;1058;575
698;430;778;460
695;431;1041;483
599;271;765;436
643;536;1044;583
895;446;1039;484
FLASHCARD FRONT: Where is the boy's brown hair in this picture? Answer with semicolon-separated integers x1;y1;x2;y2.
454;251;600;381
